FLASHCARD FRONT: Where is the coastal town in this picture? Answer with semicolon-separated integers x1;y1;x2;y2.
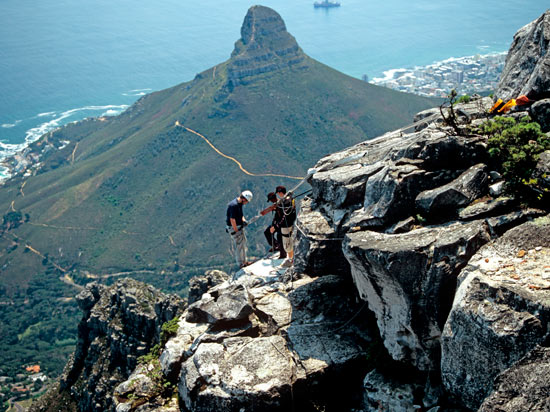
369;52;506;98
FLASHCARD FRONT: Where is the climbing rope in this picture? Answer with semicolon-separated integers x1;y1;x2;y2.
285;300;368;337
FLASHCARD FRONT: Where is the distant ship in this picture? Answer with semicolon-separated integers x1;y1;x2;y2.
314;0;341;8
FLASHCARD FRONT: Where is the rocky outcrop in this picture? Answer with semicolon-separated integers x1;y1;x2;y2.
496;10;550;101
293;197;351;276
296;91;549;410
187;270;229;305
415;164;489;218
227;6;307;85
441;217;550;410
116;264;375;412
344;220;491;370
31;279;183;412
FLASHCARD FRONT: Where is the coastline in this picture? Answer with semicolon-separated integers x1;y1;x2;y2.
0;105;128;182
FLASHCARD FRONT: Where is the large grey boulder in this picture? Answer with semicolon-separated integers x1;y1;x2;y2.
185;283;253;325
343;220;491;370
441;216;550;410
416;163;489;217
310;161;378;209
496;10;550;101
179;336;295;412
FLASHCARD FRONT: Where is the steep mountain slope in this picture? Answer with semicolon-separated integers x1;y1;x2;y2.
0;6;437;287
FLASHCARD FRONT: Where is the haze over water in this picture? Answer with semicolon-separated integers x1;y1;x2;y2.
0;0;547;160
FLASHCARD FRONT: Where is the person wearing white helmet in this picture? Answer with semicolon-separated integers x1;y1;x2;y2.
226;190;253;268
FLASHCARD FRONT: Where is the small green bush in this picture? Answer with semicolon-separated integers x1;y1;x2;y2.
477;115;550;198
160;316;180;346
456;94;471;104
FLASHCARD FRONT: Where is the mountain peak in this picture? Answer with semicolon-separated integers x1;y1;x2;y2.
228;6;306;85
239;5;293;47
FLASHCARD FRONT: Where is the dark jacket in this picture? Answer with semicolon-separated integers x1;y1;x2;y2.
272;197;296;230
226;197;244;226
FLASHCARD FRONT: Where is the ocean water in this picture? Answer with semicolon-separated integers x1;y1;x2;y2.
0;0;547;166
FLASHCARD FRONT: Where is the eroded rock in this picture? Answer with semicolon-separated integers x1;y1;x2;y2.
173;268;373;412
416;163;489;218
344;220;491;370
441;217;550;410
59;279;183;412
188;270;229;305
496;10;550;101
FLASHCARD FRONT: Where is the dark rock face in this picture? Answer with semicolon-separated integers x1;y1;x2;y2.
533;150;550;191
415;163;489;218
362;370;422;411
293;197;351;276
496;10;550;101
530;99;550;132
227;6;307;85
479;346;550;412
187;269;229;305
57;279;183;412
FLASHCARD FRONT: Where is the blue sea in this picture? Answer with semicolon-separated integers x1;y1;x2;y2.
0;0;547;172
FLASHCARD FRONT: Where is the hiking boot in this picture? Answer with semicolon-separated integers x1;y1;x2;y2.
280;258;292;268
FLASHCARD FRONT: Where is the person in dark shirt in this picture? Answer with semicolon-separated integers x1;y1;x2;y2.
270;186;296;265
226;190;253;268
263;192;282;255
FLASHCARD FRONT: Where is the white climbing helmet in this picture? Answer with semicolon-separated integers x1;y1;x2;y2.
241;190;253;202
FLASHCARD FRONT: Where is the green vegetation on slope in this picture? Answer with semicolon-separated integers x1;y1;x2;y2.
0;270;79;378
